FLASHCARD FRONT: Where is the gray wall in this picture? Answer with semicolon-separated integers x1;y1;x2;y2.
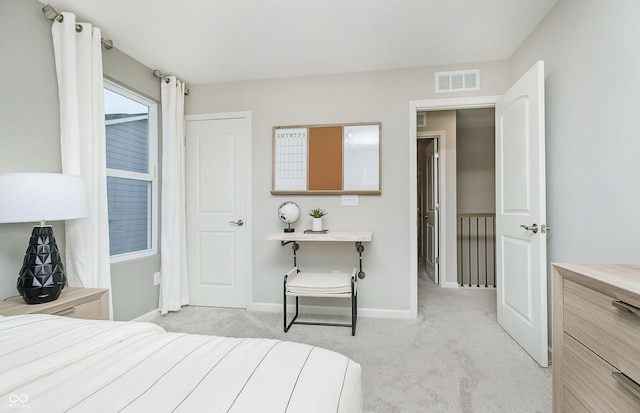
0;0;160;320
186;61;510;314
456;125;495;215
0;0;62;300
510;0;640;266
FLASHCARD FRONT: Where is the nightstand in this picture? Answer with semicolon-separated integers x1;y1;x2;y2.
0;287;109;320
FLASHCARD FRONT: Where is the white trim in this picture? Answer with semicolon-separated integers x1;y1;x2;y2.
185;111;252;310
185;111;251;122
130;308;161;322
409;96;498;319
244;113;253;311
249;302;414;319
105;115;148;125
110;249;158;264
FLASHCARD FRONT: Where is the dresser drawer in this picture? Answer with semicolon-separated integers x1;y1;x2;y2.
561;387;588;413
563;333;640;412
563;279;640;385
50;298;104;320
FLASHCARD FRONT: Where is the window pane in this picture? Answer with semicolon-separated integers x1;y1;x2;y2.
107;177;151;256
104;89;149;174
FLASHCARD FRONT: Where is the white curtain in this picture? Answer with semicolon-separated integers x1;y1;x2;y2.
159;76;189;315
52;12;113;318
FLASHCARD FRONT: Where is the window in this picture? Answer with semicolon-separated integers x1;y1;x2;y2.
103;80;158;262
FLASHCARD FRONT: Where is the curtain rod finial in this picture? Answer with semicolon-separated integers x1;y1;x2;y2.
42;4;61;21
101;38;113;50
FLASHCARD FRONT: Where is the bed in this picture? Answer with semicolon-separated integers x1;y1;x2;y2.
0;314;363;412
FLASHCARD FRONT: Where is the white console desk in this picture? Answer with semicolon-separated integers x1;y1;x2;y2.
267;231;372;335
266;231;372;243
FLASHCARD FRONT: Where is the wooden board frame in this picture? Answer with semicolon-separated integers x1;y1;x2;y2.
271;122;381;195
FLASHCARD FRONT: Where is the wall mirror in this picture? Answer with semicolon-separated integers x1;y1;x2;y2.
271;122;381;195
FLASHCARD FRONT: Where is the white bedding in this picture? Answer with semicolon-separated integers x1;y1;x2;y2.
0;315;362;412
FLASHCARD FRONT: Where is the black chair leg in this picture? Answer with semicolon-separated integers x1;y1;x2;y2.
351;279;357;336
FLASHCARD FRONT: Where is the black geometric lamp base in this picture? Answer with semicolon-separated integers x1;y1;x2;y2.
17;226;67;304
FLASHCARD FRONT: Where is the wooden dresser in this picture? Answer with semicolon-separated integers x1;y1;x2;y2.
0;287;109;320
553;263;640;412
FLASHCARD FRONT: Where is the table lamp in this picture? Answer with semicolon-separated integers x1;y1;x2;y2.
0;173;89;304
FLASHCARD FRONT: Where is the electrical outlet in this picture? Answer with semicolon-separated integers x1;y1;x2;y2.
153;271;160;286
341;195;359;206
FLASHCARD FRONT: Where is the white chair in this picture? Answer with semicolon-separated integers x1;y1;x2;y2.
283;267;358;336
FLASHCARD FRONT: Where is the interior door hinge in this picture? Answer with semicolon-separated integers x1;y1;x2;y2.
435;257;439;264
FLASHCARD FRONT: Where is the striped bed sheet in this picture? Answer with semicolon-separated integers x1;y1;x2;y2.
0;314;362;412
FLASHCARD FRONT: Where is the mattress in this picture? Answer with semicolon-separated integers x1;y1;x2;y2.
0;314;363;412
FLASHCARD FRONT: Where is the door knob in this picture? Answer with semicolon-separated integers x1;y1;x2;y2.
229;219;244;226
520;224;538;234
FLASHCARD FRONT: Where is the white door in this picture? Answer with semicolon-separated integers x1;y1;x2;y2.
495;61;548;367
417;140;427;275
424;139;439;283
185;113;249;308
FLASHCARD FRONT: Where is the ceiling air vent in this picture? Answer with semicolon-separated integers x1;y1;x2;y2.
435;69;480;93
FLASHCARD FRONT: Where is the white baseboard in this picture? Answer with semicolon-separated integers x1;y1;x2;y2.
131;309;161;322
441;281;460;288
249;302;414;319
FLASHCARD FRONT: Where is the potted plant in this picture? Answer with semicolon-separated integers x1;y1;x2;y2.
308;207;327;231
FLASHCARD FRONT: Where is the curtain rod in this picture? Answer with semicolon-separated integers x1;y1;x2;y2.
41;4;113;50
153;70;190;95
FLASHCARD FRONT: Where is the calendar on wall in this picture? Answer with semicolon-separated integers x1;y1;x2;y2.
271;123;381;195
274;127;308;191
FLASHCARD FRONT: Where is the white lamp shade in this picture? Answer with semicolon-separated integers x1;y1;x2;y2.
0;173;89;223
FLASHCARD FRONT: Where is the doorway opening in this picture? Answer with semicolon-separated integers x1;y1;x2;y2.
408;96;498;318
453;108;496;288
415;108;496;287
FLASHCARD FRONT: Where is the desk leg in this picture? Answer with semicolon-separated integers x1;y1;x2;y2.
281;240;299;268
351;276;357;336
355;242;366;279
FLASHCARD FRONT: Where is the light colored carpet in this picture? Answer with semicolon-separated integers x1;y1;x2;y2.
150;279;551;412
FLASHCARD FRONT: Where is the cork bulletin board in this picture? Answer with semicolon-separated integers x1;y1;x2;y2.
272;122;381;195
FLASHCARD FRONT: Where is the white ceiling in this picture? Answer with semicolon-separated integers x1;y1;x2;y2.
42;0;558;85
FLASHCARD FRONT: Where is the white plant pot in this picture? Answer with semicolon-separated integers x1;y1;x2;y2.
312;217;323;231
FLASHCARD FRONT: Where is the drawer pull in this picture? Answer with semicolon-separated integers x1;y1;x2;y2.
612;300;640;318
612;372;640;400
52;307;76;316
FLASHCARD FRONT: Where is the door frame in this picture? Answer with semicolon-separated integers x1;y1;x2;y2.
409;97;498;318
184;111;252;309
